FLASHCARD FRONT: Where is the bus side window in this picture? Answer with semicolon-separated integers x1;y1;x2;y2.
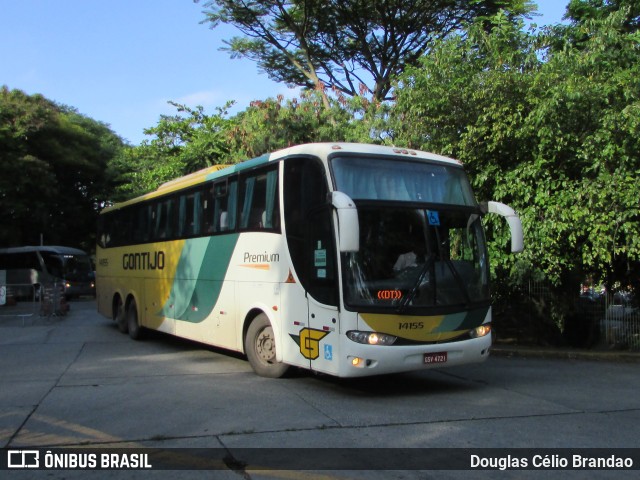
212;181;225;232
203;184;215;233
153;198;175;240
0;251;41;271
239;167;279;231
114;208;133;246
178;190;202;238
133;205;150;244
142;205;152;243
212;179;238;233
153;202;164;239
240;176;259;229
99;213;117;248
193;191;203;235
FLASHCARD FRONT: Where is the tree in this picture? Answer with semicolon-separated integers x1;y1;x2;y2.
117;86;393;198
225;89;391;160
547;0;640;51
198;0;533;106
392;9;640;297
521;8;640;294
226;93;344;160
565;0;639;33
109;101;236;198
0;87;124;251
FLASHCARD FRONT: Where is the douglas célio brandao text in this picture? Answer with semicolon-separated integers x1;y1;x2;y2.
470;453;634;470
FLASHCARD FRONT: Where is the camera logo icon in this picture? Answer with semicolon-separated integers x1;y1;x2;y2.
7;450;40;468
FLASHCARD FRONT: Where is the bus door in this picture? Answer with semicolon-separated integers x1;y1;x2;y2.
282;156;340;375
303;205;340;375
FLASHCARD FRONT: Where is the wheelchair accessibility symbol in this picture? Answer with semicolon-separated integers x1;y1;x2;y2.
324;344;333;361
427;210;440;226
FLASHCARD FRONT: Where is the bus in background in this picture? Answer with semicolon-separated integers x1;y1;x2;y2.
0;246;95;299
96;143;523;378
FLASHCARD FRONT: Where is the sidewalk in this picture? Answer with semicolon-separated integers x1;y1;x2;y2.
0;299;66;326
0;300;38;317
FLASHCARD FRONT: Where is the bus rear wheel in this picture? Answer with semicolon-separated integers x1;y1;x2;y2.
245;314;289;378
114;296;127;333
127;299;143;340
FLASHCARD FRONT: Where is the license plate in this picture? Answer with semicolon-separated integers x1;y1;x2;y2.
424;352;448;364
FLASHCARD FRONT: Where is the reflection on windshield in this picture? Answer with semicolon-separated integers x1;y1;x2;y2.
332;156;476;205
63;255;93;281
342;207;489;312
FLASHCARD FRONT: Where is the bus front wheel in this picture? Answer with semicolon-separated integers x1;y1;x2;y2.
244;314;289;378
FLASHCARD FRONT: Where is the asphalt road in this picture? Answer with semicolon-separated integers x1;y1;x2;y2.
1;299;638;479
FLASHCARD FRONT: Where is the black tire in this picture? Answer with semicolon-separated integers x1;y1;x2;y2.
244;313;290;378
115;296;128;333
127;299;143;340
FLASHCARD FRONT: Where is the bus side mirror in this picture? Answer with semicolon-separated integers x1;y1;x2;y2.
330;191;360;252
481;201;524;253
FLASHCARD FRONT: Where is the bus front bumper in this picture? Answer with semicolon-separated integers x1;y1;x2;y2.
337;334;492;377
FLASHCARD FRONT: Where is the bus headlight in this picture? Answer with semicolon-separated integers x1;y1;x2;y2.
347;331;397;346
470;324;491;338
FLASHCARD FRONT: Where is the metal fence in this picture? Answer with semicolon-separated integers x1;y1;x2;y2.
600;293;640;350
0;282;69;323
494;281;640;351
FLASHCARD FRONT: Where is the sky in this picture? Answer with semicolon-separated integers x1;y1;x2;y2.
1;0;570;145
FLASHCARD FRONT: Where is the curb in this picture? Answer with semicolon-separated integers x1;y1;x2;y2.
491;345;640;363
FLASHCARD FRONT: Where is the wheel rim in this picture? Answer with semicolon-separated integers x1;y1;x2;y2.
255;326;276;364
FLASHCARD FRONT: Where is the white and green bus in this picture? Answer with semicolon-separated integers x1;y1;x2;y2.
96;143;522;378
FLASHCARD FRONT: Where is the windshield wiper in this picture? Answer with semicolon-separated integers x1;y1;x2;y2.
444;259;471;305
396;255;435;313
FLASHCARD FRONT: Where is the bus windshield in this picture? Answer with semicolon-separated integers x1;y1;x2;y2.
40;251;93;281
331;155;488;312
61;254;94;281
341;207;489;312
331;156;476;205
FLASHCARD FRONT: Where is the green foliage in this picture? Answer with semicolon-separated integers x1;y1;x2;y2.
145;101;235;171
225;89;392;161
109;102;236;197
198;0;533;103
6;0;633;326
116;88;393;194
226;93;343;161
565;0;639;33
106;144;180;202
0;87;124;250
393;8;640;296
518;9;640;291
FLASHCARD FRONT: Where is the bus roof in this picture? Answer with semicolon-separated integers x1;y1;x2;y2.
266;142;461;166
101;143;462;213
